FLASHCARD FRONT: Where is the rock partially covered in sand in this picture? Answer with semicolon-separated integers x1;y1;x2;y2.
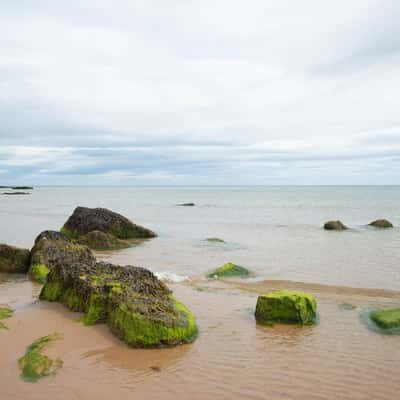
40;262;198;348
0;244;30;273
207;262;250;278
369;219;393;228
61;207;156;250
255;290;317;325
323;220;348;231
370;308;400;330
29;231;95;283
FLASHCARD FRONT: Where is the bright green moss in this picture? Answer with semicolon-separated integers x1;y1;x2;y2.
40;280;63;301
0;306;13;330
108;298;198;348
61;287;85;311
18;333;63;382
84;294;108;325
207;262;250;278
370;308;400;330
206;237;225;243
30;264;50;284
255;290;317;325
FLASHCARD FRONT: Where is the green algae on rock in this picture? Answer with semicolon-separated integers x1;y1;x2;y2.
323;220;348;231
0;305;13;330
29;230;95;283
0;243;30;273
207;262;250;278
206;237;226;243
368;219;393;228
255;290;317;325
40;262;198;348
18;333;63;382
77;230;130;251
30;264;50;284
370;308;400;330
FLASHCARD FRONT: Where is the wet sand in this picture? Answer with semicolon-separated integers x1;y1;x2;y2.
1;276;400;400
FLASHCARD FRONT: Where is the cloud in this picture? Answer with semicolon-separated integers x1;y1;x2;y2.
0;0;399;184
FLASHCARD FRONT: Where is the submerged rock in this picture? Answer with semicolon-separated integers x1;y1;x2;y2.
18;333;63;382
0;244;30;273
323;220;348;231
207;262;250;278
370;308;400;330
77;230;130;251
40;262;198;348
206;237;225;243
29;231;95;283
369;219;393;228
255;290;317;325
2;191;30;195
177;203;195;207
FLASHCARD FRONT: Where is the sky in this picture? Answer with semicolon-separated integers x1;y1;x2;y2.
0;0;399;185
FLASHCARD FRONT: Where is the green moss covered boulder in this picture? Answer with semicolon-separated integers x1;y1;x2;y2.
0;243;30;273
207;262;250;278
323;220;348;231
40;261;197;348
369;219;393;228
255;290;317;325
370;308;400;330
206;237;225;243
29;231;95;283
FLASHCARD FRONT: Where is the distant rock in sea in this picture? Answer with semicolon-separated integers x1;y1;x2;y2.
0;244;30;273
368;219;393;228
2;192;30;195
323;220;348;230
177;202;195;206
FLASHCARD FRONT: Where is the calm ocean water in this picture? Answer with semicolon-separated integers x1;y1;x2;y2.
1;186;399;290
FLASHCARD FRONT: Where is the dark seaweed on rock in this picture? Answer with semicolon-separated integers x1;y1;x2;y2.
29;230;95;283
61;206;156;240
0;244;30;273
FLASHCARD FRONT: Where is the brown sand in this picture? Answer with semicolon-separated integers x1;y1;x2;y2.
0;278;400;400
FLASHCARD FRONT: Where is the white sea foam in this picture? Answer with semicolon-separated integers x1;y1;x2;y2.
155;271;190;283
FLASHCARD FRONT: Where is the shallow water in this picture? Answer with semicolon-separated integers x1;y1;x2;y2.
0;277;399;400
1;186;399;289
0;186;399;399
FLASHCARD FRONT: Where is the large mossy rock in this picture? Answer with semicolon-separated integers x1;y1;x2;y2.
323;220;348;231
370;308;400;330
62;206;156;240
255;290;317;325
40;262;197;348
369;219;393;228
29;231;95;283
0;244;30;273
207;262;250;278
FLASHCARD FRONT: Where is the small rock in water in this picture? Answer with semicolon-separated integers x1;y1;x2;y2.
177;202;195;206
370;308;400;330
207;262;250;278
368;219;393;228
255;290;317;325
206;237;225;243
323;220;348;230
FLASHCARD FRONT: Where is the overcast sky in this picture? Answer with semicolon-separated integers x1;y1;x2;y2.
1;1;399;185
